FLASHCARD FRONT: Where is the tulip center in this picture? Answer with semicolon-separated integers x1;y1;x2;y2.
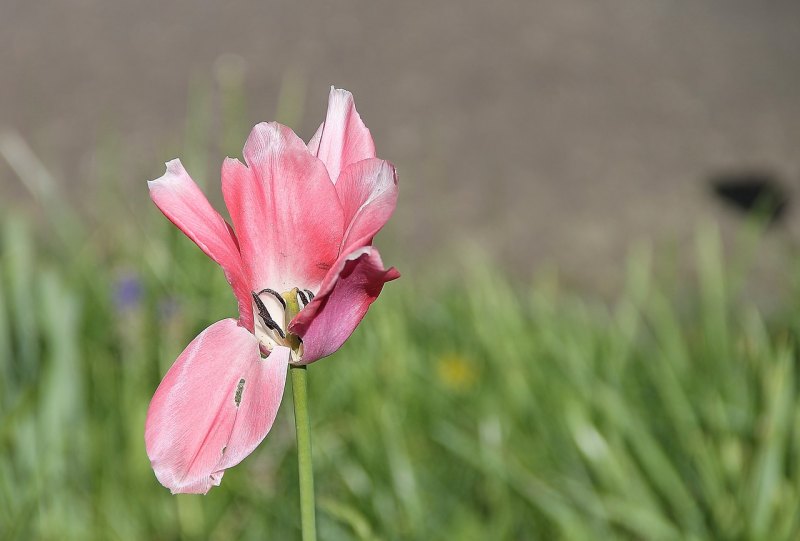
251;287;315;362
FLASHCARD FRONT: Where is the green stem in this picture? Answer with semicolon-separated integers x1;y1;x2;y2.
291;365;317;541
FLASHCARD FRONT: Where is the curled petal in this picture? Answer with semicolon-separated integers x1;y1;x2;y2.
289;247;400;364
145;319;288;494
222;123;344;292
148;160;253;330
337;158;398;253
308;87;376;184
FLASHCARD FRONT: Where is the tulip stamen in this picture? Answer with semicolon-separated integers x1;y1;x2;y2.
251;291;286;339
258;288;286;310
297;289;309;307
296;288;316;307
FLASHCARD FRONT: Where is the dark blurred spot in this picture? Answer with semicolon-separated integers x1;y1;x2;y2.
710;172;789;226
114;273;142;313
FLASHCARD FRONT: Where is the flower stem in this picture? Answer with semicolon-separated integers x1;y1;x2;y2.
291;365;317;541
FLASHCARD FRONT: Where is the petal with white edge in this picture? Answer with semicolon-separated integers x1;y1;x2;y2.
309;87;376;184
148;160;253;330
336;158;398;253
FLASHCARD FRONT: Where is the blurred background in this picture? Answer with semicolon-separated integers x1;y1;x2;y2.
2;1;800;539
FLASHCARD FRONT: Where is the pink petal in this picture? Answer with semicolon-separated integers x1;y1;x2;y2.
222;123;344;293
288;247;400;364
309;87;376;184
145;319;288;494
336;158;399;253
307;122;324;155
149;160;253;330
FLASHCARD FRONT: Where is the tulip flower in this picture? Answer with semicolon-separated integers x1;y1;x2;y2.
145;87;399;503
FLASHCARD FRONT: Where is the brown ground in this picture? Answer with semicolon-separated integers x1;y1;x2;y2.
2;0;799;294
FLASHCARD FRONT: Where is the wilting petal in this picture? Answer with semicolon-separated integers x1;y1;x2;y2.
149;160;253;330
308;87;376;184
145;319;288;494
336;158;398;253
222;123;344;292
289;247;400;364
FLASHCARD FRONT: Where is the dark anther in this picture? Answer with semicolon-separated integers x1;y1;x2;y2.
305;289;315;301
297;289;309;306
251;291;286;339
257;288;286;310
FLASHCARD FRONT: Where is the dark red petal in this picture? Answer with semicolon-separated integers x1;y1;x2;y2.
288;247;399;364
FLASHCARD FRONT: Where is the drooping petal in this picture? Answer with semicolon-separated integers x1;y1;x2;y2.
213;345;291;472
288;247;400;364
145;319;288;494
222;123;344;293
149;160;253;330
308;87;376;184
336;158;399;253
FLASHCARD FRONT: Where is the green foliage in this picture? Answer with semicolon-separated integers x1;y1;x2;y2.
1;204;799;540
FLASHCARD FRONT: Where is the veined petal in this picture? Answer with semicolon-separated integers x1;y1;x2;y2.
149;160;253;330
309;87;376;184
336;158;398;253
222;123;344;292
145;319;288;494
288;247;400;364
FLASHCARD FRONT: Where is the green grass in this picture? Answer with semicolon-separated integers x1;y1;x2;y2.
2;200;800;540
2;75;800;539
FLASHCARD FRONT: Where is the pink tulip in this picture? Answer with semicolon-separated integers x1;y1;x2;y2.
145;88;399;494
